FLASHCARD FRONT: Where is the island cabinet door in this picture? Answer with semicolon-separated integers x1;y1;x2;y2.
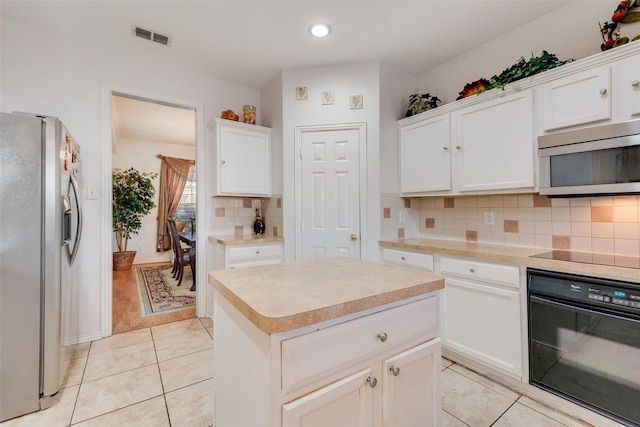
282;368;374;427
382;338;441;427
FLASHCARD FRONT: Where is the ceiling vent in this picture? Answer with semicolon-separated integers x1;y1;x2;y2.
132;25;172;47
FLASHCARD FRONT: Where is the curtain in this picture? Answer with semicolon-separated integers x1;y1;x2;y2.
156;156;192;252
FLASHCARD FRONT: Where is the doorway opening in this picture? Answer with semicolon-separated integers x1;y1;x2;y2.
106;89;203;335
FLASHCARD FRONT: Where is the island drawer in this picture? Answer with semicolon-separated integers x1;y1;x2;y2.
280;296;438;395
381;248;434;271
439;257;519;288
227;243;282;263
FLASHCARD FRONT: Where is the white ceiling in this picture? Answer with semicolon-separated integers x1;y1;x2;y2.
1;1;572;146
111;94;196;147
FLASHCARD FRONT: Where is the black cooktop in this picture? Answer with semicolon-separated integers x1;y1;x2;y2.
531;250;640;269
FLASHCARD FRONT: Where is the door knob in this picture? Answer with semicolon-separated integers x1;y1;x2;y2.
350;234;358;241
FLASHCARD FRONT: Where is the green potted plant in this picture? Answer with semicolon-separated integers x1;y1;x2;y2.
112;167;158;270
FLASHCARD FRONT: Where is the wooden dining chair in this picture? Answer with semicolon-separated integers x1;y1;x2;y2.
167;218;192;286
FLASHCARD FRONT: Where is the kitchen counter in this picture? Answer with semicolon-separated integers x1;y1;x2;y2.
380;238;640;283
210;257;444;426
209;257;444;333
209;234;283;245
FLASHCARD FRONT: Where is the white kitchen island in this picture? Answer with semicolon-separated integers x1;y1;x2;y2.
209;257;445;427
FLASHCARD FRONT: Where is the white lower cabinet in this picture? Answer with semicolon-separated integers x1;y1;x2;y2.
439;257;522;378
381;247;434;271
213;241;283;270
213;292;441;427
282;339;441;427
282;368;374;427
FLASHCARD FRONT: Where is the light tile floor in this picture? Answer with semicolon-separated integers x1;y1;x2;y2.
1;317;214;427
440;358;589;427
1;317;593;426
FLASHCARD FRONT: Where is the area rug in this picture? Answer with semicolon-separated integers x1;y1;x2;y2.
136;265;195;317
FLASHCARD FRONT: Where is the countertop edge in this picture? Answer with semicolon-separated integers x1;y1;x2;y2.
209;264;444;334
379;238;640;283
209;235;284;245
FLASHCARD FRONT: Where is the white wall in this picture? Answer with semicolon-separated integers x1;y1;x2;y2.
1;17;259;341
261;72;284;195
112;141;196;264
280;62;381;262
418;2;617;104
379;62;417;193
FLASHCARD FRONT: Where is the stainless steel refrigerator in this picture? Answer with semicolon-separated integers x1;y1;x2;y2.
0;112;82;422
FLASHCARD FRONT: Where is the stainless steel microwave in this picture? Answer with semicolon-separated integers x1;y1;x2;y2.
538;120;640;196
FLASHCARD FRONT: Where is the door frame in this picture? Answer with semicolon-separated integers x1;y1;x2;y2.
294;122;368;261
100;83;206;338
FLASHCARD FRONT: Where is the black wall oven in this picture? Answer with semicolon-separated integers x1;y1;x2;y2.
528;268;640;426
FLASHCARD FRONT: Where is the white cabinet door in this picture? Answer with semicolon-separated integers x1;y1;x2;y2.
453;90;535;193
442;278;522;377
542;65;611;131
399;115;451;194
631;55;640;117
282;368;374;427
618;55;640;118
214;119;271;196
382;339;441;427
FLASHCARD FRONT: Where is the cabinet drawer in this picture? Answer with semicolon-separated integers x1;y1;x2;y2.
439;257;519;288
381;248;434;271
281;296;438;395
227;243;282;263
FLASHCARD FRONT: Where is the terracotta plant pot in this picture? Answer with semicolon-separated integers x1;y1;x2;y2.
113;251;137;271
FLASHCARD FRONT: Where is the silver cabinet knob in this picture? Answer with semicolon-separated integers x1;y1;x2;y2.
443;146;449;151
456;145;462;150
401;256;406;261
389;365;400;376
600;88;608;95
377;332;388;342
221;160;226;165
366;376;378;388
632;80;640;88
469;268;475;273
256;251;260;254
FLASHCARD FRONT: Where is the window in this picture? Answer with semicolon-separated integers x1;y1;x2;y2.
174;164;196;223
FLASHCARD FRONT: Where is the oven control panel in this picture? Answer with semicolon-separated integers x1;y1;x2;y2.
587;287;640;309
528;268;640;315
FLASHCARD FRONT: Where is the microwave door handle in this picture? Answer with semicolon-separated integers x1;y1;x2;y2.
68;175;82;266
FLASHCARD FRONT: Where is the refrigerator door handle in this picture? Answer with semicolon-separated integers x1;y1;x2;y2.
62;196;72;244
67;174;82;266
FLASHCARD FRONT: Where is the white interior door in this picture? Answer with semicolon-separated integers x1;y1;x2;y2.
299;126;361;260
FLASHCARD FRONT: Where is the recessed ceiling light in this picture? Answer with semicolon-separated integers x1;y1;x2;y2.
308;23;332;38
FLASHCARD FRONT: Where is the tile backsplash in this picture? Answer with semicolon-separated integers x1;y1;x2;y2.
381;193;640;256
212;195;283;236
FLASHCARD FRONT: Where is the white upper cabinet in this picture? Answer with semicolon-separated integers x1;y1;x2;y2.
210;118;271;197
453;90;535;193
542;65;611;131
612;55;640;120
399;115;451;194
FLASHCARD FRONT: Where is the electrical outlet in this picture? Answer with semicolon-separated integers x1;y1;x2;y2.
86;186;98;200
399;210;405;223
484;210;495;225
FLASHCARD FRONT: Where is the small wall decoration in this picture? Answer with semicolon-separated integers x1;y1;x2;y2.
321;91;335;105
349;95;363;110
599;0;640;51
296;86;308;100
